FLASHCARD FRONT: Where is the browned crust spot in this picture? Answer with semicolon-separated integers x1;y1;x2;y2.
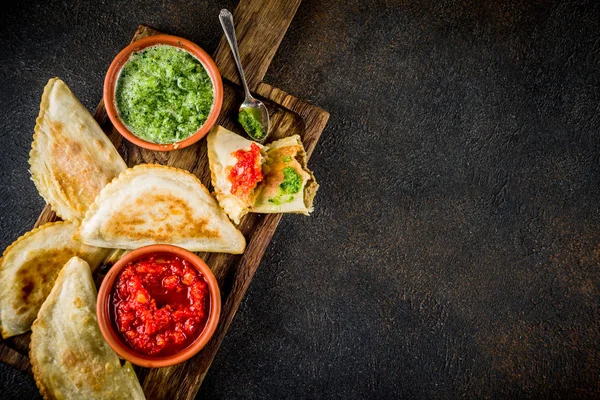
1;221;70;260
79;163;217;238
106;193;219;242
12;249;76;314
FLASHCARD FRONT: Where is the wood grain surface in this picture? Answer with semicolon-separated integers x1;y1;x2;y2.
0;1;329;398
2;0;600;398
213;0;302;90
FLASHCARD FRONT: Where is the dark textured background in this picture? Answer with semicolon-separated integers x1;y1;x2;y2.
1;0;599;398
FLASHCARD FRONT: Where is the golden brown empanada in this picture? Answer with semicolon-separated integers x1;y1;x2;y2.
30;257;145;400
0;221;110;338
29;78;127;221
76;164;246;254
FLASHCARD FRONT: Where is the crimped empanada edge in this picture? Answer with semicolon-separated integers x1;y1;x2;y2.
28;77;76;222
293;134;319;214
1;221;71;261
75;164;240;246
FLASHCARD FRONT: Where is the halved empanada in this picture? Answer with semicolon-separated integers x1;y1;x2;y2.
0;221;110;338
76;164;246;254
29;78;127;221
251;135;318;214
30;257;145;400
207;126;264;224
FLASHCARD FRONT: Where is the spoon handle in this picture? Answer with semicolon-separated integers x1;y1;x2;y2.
219;9;252;98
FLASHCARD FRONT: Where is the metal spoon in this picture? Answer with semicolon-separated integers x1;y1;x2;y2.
219;9;270;142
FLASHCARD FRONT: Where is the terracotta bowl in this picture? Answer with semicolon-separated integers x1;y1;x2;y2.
103;34;223;151
96;244;221;368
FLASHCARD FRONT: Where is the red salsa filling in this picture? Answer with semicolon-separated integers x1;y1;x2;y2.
228;143;263;201
110;254;210;356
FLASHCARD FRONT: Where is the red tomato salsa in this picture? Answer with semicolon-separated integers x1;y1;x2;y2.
228;143;263;201
110;254;210;356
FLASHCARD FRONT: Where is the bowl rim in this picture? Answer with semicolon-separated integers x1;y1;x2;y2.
96;244;221;368
103;34;223;152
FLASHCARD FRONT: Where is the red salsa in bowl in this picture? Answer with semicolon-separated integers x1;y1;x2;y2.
111;254;210;357
97;245;221;368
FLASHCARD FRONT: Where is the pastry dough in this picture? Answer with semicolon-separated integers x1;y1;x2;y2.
30;257;145;400
76;164;246;254
251;135;318;214
0;221;110;338
29;78;127;221
207;126;264;224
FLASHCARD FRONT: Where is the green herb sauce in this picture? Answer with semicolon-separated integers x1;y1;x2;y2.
115;45;214;144
269;167;302;205
238;108;265;140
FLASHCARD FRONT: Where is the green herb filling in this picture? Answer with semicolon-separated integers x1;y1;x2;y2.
238;108;265;140
115;44;214;144
269;167;302;205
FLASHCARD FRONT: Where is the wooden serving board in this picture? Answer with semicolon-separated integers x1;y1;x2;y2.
0;0;329;398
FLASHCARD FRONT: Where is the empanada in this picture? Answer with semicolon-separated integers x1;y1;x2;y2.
30;257;145;400
29;78;127;221
76;164;246;254
0;221;110;338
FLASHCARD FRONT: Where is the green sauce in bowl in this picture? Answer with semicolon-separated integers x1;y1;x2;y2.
115;44;214;144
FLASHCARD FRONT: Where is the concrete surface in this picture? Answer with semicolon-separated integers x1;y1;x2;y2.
1;0;599;398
